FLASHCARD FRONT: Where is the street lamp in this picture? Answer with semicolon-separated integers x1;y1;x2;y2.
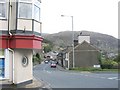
61;15;75;68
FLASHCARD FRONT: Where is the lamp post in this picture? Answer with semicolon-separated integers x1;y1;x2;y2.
61;15;75;68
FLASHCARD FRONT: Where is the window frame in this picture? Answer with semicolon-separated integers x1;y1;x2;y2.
34;0;41;22
34;4;40;21
0;1;7;19
34;0;41;7
18;2;32;19
22;56;29;67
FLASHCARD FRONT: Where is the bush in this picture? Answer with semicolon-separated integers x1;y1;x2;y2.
101;64;113;69
101;59;118;69
114;53;120;63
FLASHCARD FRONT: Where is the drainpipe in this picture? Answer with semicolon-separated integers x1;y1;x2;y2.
8;48;14;84
8;0;12;36
8;0;15;84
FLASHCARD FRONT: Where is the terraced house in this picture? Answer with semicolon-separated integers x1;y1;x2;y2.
0;0;42;85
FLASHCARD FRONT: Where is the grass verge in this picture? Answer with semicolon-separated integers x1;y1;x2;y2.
69;67;118;72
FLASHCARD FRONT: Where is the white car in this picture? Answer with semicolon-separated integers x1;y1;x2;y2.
44;60;49;64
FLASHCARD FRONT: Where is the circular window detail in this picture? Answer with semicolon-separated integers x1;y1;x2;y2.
22;56;29;67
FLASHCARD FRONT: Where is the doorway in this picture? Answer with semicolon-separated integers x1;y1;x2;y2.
0;58;5;78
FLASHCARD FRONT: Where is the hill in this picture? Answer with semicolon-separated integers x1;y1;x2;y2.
42;31;118;53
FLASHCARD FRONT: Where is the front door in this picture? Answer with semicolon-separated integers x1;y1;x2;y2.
0;58;5;78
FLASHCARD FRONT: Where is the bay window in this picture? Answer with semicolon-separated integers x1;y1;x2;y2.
18;0;41;34
18;0;40;21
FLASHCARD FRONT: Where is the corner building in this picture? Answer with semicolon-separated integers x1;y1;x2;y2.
0;0;43;85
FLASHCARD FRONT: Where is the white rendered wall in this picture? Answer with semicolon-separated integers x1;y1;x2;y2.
17;19;32;31
0;20;8;30
8;50;13;82
4;49;9;79
14;49;33;84
78;36;90;44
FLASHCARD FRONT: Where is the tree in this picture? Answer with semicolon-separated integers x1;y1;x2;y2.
114;53;120;63
44;45;52;53
33;53;41;64
43;38;53;53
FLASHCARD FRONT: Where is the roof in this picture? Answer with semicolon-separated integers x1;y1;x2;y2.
66;41;100;53
77;35;90;36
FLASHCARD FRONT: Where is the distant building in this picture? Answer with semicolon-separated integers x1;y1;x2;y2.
57;34;101;69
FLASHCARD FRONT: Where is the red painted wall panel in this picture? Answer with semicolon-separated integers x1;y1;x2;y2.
15;39;33;49
33;40;42;49
9;38;16;48
0;35;43;49
0;36;8;48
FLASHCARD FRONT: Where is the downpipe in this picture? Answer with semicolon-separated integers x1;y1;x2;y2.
7;0;15;84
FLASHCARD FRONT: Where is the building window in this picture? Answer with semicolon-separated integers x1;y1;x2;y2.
34;5;40;21
22;56;29;67
18;3;32;19
0;1;6;19
34;0;41;7
18;0;41;21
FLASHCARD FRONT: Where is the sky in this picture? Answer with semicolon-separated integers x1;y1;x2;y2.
41;0;119;38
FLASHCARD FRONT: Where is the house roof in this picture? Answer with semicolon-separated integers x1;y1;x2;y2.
66;41;100;53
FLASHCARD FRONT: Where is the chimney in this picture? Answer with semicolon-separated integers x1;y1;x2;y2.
78;32;90;44
74;40;78;47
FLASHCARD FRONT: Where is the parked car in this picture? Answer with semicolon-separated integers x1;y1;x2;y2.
50;62;56;68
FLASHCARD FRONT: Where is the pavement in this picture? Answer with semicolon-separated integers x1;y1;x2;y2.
0;77;44;89
0;63;47;89
22;77;44;88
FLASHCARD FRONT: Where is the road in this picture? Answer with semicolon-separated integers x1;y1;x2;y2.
33;63;119;89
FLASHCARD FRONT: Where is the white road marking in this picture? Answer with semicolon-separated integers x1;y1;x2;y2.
108;77;118;80
80;74;119;81
47;71;52;74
